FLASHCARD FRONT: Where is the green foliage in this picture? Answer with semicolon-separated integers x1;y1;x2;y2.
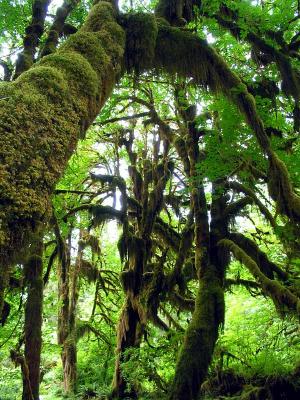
1;0;300;399
121;329;184;398
217;289;300;377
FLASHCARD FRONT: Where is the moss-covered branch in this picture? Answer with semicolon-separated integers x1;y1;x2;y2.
228;232;288;281
40;0;80;57
219;239;300;316
226;181;275;227
14;0;51;78
223;196;253;220
153;23;300;223
0;2;125;309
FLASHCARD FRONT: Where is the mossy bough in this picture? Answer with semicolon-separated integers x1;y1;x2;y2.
0;1;125;312
219;239;300;316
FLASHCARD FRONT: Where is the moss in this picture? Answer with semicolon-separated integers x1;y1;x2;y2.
17;66;69;101
61;32;111;76
240;385;269;400
0;82;77;226
0;0;125;278
97;30;125;61
268;152;300;222
80;259;99;282
154;23;300;223
169;265;224;400
219;239;300;316
120;270;136;292
41;30;59;56
122;13;158;72
23;249;43;399
40;52;99;98
82;1;116;32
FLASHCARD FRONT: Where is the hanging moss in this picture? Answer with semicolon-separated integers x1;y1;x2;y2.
121;12;158;73
79;259;99;283
120;270;136;292
80;232;101;255
268;152;300;222
117;232;128;263
112;299;141;399
89;205;124;227
153;23;300;224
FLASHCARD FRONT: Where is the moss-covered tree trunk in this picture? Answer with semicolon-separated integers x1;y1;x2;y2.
112;299;141;399
0;0;125;314
22;241;44;400
169;100;228;399
169;268;224;400
61;231;83;394
62;339;77;394
56;227;83;395
56;226;73;394
112;132;172;398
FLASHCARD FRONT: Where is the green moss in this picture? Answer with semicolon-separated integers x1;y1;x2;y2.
61;32;111;76
268;152;300;222
40;52;99;98
122;12;158;72
17;66;68;101
0;1;125;263
170;265;224;399
97;30;125;61
82;1;116;32
219;239;300;316
100;21;126;53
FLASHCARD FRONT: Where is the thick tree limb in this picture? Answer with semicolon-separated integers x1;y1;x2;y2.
228;232;288;281
219;239;300;316
0;2;125;310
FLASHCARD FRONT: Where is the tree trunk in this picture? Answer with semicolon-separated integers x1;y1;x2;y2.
169;112;228;399
62;339;77;394
22;242;44;400
57;227;72;393
112;299;141;399
57;228;84;394
169;266;224;400
0;0;125;312
0;265;10;315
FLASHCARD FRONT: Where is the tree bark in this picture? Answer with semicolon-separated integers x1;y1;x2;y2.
169;267;224;400
169;101;228;399
112;299;141;399
22;241;44;400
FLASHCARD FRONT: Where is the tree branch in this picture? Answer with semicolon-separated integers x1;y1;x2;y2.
14;0;51;78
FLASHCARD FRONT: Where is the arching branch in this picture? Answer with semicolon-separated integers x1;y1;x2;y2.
219;239;300;316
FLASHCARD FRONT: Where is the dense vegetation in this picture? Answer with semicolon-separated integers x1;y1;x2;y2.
0;0;300;399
